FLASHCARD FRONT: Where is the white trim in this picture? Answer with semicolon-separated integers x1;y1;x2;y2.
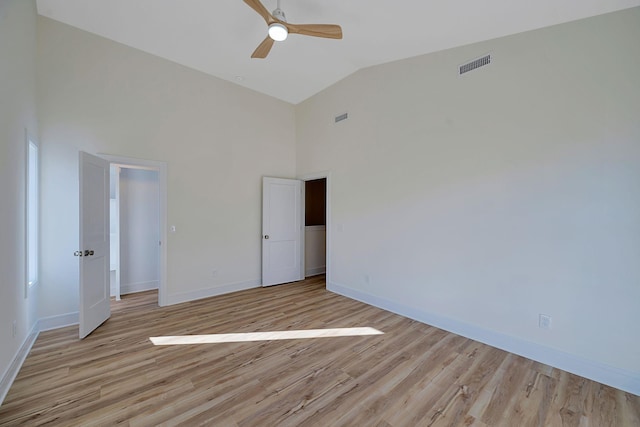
298;171;331;286
166;280;260;306
38;312;79;332
300;180;306;283
110;165;121;301
121;280;159;295
0;323;38;405
98;154;168;307
327;281;640;396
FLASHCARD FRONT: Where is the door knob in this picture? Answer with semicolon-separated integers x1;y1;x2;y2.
84;250;95;256
264;235;269;240
74;251;83;257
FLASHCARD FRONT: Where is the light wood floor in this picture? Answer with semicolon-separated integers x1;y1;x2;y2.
1;276;638;426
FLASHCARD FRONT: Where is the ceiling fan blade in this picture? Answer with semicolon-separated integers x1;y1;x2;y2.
243;0;274;24
251;36;275;58
286;23;343;39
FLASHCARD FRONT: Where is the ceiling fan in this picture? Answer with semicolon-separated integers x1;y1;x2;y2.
243;0;343;59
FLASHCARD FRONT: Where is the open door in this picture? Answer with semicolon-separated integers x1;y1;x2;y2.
262;177;303;286
78;152;110;338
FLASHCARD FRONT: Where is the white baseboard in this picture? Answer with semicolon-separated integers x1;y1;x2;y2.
0;323;39;405
327;281;640;396
38;311;79;332
166;279;260;306
121;280;159;295
305;266;326;277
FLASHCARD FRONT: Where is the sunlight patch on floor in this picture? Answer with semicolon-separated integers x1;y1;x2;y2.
149;327;384;345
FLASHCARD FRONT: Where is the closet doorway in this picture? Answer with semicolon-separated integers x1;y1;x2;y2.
102;154;168;306
300;171;331;285
110;165;160;300
304;178;326;278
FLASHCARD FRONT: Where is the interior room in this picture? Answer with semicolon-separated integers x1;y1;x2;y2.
1;0;639;424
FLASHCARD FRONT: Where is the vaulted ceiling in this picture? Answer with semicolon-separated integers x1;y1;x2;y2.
36;0;640;104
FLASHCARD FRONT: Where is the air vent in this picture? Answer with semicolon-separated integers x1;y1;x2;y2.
335;112;348;123
459;54;491;75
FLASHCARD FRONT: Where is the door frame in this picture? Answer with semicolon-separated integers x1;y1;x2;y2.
99;154;168;307
110;165;121;301
298;171;331;285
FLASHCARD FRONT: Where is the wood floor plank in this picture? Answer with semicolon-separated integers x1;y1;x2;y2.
1;276;638;426
332;333;463;425
380;337;476;426
619;390;640;427
480;354;536;425
425;345;508;427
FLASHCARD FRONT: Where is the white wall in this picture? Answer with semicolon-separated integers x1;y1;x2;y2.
37;16;296;318
119;168;159;294
305;226;326;277
0;0;40;399
296;8;640;393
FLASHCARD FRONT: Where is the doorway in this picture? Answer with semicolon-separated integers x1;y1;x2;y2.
260;172;330;287
110;165;160;300
101;154;168;306
300;172;331;286
304;178;326;277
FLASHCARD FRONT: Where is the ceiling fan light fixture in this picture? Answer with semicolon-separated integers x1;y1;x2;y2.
268;23;288;41
244;0;342;58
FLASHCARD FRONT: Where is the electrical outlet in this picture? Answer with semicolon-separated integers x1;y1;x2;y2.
12;320;17;338
539;314;552;330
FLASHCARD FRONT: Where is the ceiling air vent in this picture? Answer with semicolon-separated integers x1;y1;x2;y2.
459;54;491;75
335;112;348;123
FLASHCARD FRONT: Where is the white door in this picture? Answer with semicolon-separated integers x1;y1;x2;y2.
78;152;111;338
262;177;303;286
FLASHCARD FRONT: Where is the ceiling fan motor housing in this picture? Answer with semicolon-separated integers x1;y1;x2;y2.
272;8;286;22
